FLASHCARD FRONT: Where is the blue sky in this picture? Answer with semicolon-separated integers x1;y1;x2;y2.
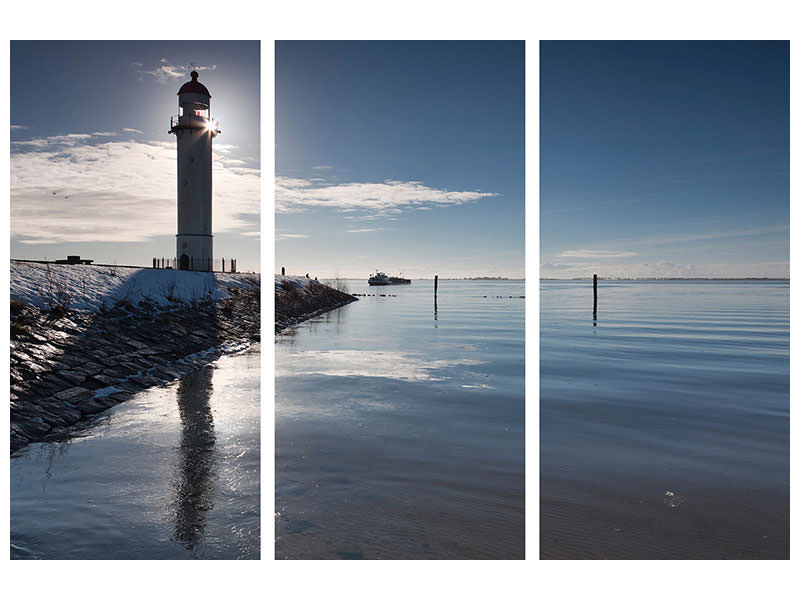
541;41;789;279
10;41;260;272
276;41;524;279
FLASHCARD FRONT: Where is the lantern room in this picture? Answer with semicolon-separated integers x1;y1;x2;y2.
170;71;219;135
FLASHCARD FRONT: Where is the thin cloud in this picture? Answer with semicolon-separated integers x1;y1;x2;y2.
347;228;382;233
11;133;259;244
312;165;334;170
556;250;638;259
121;128;143;134
540;260;789;279
277;233;308;241
137;59;217;84
628;225;789;247
546;225;788;263
11;130;142;149
276;176;497;215
342;214;383;221
12;133;93;148
17;238;58;245
10;125;29;130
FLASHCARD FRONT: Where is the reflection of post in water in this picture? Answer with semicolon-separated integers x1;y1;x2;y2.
171;366;216;550
592;273;597;326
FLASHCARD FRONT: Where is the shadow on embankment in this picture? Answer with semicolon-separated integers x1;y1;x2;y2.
10;273;259;453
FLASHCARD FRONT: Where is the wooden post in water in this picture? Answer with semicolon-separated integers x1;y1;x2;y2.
434;274;439;316
593;273;598;318
281;266;285;276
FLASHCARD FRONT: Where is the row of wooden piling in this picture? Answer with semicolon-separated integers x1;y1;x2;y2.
278;269;588;312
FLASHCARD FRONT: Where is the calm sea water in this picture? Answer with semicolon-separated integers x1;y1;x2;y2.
276;279;525;559
541;281;789;559
11;346;260;560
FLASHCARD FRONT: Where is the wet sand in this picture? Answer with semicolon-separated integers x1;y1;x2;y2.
541;475;788;559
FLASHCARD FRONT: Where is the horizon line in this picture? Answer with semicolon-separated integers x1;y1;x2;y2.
540;277;789;281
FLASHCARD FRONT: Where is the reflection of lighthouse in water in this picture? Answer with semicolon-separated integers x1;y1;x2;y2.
171;366;216;550
169;70;220;271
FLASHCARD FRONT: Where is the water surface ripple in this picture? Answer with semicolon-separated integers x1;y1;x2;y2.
11;346;260;560
541;281;789;559
276;280;525;559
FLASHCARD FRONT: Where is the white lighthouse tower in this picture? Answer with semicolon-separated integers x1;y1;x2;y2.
169;71;220;271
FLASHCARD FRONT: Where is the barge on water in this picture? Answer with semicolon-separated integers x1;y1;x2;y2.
368;271;411;286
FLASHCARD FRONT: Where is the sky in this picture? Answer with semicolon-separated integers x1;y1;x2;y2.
275;41;525;280
10;41;260;272
541;41;789;279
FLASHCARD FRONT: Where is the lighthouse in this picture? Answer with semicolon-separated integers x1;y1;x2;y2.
169;71;220;271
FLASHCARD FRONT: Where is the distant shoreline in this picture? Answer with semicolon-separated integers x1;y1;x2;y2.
541;277;789;282
327;277;526;281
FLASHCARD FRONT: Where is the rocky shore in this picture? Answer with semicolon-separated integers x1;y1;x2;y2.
275;276;358;333
10;281;260;454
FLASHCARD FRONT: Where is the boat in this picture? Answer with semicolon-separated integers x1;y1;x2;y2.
368;271;411;286
368;271;391;285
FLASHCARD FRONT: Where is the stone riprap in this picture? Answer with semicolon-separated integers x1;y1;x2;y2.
10;283;260;454
275;276;357;334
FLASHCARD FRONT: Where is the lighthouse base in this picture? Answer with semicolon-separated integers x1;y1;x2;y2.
176;234;213;272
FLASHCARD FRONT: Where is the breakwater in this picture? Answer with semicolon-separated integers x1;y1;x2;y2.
275;277;357;333
10;284;259;453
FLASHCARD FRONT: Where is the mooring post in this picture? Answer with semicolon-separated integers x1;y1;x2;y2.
281;266;285;276
593;273;598;318
434;274;439;316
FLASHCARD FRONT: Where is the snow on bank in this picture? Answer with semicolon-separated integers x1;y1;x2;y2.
275;274;318;295
10;261;259;312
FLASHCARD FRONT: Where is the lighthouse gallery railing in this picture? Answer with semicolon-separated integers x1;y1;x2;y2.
170;115;219;131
